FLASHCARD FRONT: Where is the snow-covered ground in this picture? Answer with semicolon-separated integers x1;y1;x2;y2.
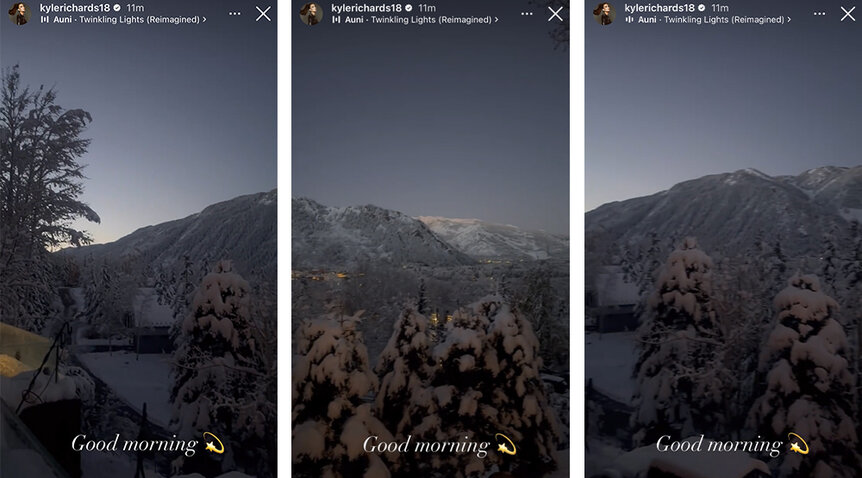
78;351;173;428
81;452;163;478
585;331;637;403
82;452;254;478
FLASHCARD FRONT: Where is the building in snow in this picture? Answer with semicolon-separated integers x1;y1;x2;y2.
587;265;639;333
132;288;174;354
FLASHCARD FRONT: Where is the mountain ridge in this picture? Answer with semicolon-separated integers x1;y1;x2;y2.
60;190;277;278
417;216;569;260
292;197;474;269
586;166;862;258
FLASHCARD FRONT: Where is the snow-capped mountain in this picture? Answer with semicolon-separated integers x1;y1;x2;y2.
586;166;862;258
780;166;862;223
292;198;473;269
61;190;277;277
417;216;569;260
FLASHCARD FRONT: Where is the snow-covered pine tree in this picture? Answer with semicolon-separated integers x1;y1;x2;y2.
425;300;495;478
484;298;560;476
748;274;860;478
78;260;103;325
293;311;393;478
375;306;434;433
153;268;176;313
165;255;206;347
631;237;729;446
0;255;56;332
0;66;99;332
81;261;115;333
171;260;267;475
621;232;665;306
427;297;559;477
374;306;435;476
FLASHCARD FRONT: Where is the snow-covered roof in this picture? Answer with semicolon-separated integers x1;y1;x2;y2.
133;288;174;328
595;266;639;306
0;370;77;412
0;323;54;373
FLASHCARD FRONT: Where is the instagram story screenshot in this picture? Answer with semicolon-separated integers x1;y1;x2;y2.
291;1;570;478
585;1;862;477
0;1;276;478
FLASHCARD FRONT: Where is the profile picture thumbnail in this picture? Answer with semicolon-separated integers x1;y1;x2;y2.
593;2;615;25
8;2;30;25
300;3;323;26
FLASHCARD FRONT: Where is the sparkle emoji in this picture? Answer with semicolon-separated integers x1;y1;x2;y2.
203;432;225;454
787;432;809;455
495;433;517;456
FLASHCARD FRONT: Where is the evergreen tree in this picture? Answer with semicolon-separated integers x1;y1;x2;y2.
0;66;99;331
429;297;559;477
168;256;202;344
375;307;434;433
293;311;393;478
427;300;495;478
632;237;729;445
517;264;566;368
77;259;135;343
620;232;666;333
374;307;435;475
749;274;860;478
484;299;560;476
171;260;267;475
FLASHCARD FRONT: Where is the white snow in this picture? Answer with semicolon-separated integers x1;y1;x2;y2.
78;351;173;427
765;359;799;395
0;370;77;411
458;390;482;416
586;331;638;403
133;288;175;328
602;438;770;478
594;266;640;306
434;385;455;407
417;215;568;260
839;207;862;222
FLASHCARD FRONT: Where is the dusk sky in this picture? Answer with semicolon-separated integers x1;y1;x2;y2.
586;0;862;211
293;0;569;235
1;1;276;244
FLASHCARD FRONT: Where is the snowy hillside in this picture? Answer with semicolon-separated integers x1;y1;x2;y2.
59;190;277;276
417;216;569;260
781;166;862;222
292;198;473;269
586;167;862;258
